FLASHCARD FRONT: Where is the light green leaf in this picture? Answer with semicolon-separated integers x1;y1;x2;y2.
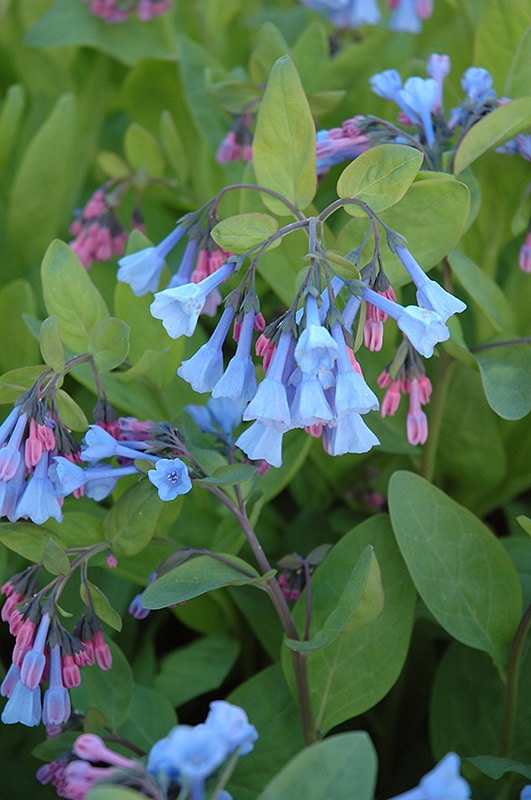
516;516;531;537
0;83;25;175
257;733;377;800
337;144;424;216
389;471;522;670
40;316;65;373
89;317;130;373
448;250;514;334
96;151;131;181
466;756;531;781
211;213;279;255
124;122;165;179
285;546;383;652
0;523;63;563
42;538;70;576
142;554;261;608
82;581;122;632
56;389;88;431
159;110;189;183
324;250;360;281
41;240;109;353
104;478;162;558
474;341;531;420
0;280;40;372
0;366;44;405
154;634;239;707
253;55;316;215
248;22;290;87
453;97;531;175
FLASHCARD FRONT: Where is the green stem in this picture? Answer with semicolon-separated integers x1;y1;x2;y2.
499;603;531;758
419;353;455;483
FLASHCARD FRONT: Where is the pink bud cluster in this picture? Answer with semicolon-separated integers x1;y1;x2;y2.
84;0;172;24
379;371;432;445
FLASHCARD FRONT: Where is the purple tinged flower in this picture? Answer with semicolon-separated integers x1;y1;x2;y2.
117;224;187;296
235;421;285;468
290;371;335;428
461;67;495;104
427;53;450;108
388;752;471;800
148;458;192;501
166;239;199;288
204;701;258;756
81;425;153;463
20;612;50;690
398;77;438;146
389;0;431;33
1;673;41;726
243;332;293;429
0;412;27;481
361;287;449;357
178;307;235;393
150;261;236;339
295;295;339;376
42;645;71;726
331;323;379;415
129;593;151;620
394;246;466;321
15;453;63;525
324;411;380;456
0;407;21;447
212;310;257;404
0;448;26;521
1;663;20;697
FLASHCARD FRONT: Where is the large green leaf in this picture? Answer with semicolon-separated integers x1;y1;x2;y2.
448;250;514;334
89;317;130;373
253;55;316;215
41;240;109;353
475;0;531;98
0;280;39;372
211;212;279;255
474;342;531;421
389;471;522;671
283;515;416;733
39;316;65;373
104;478;164;558
453;97;531;175
118;684;177;753
337;144;423;216
0;84;25;176
258;732;377;800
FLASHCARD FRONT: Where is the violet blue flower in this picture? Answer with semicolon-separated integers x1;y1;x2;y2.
295;294;339;376
461;67;495;104
212;310;257;404
324;411;380;456
150;261;236;339
178;307;235;393
243;332;293;429
1;673;41;726
42;645;71;726
15;453;63;525
20;613;51;690
235;420;285;468
389;0;433;33
117;223;188;296
394;246;466;321
387;752;470;799
50;456;139;500
81;425;153;463
148;458;192;501
204;701;258;756
290;371;335;428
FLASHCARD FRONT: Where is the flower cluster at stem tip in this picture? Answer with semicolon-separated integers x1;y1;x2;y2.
299;0;434;33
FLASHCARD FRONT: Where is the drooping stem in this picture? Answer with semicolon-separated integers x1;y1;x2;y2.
419;352;454;483
201;482;317;745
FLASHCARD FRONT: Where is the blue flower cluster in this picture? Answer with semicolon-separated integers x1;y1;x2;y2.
300;0;434;33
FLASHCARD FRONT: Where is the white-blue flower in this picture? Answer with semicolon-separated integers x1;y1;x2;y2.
148;458;192;501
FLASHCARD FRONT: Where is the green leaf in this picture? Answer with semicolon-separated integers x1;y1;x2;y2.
0;365;44;404
118;684;177;752
196;463;257;486
448;250;514;334
104;478;163;558
0;523;62;562
39;316;65;373
453;97;531;174
285;545;383;652
466;756;531;781
89;317;130;373
253;55;316;215
86;786;142;800
388;471;522;670
41;240;109;353
154;634;239;707
70;640;133;730
282;515;416;733
0;280;40;372
56;389;88;431
142;554;261;608
42;538;70;576
324;250;360;281
8;94;78;264
159;110;189;183
337;144;423;216
248;22;290;87
96;151;131;181
124;122;165;179
82;581;122;632
517;516;531;537
474;342;531;420
211;213;279;255
257;733;377;800
0;84;25;175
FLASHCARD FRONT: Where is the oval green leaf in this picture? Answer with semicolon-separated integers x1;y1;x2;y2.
211;213;279;255
337;144;424;216
40;316;65;373
89;317;130;373
474;341;531;420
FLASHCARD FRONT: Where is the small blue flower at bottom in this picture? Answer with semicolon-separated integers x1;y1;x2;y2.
387;752;470;800
148;458;192;501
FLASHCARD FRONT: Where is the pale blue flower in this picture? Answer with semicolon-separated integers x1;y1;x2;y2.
324;411;380;456
295;294;338;376
0;412;27;481
370;69;403;103
389;0;429;33
148;458;192;501
235;420;285;468
243;332;293;429
117;223;188;296
1;673;41;726
388;752;471;800
331;322;379;416
0;449;26;521
15;453;63;525
204;701;258;756
398;77;438;146
290;371;335;428
42;645;71;726
50;456;139;501
178;307;235;393
20;613;51;690
166;724;228;780
521;786;531;800
151;261;236;339
81;425;153;463
212;311;257;404
394;246;466;322
461;67;495;104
